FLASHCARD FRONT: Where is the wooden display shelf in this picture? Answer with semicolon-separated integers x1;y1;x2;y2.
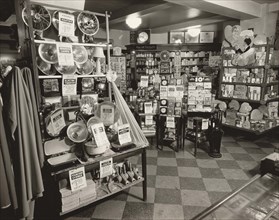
221;82;262;86
222;65;265;69
181;64;207;66
34;39;108;47
222;123;279;135
60;178;144;215
181;56;208;59
219;97;261;103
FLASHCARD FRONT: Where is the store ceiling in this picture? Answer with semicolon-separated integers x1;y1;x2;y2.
85;0;279;33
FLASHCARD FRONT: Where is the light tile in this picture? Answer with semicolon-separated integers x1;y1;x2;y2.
178;167;202;178
157;157;177;166
175;150;195;159
214;153;234;161
147;149;158;157
155;176;180;189
236;161;259;170
249;153;268;161
237;141;259;148
127;186;155;203
153;204;184;220
197;159;218;168
147;165;157;175
92;200;126;219
181;190;211;207
225;147;247;154
203;178;231;192
221;169;249;180
231;153;254;161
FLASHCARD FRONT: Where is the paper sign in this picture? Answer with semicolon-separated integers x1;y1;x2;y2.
62;75;77;96
69;166;87;192
100;104;115;126
57;43;74;66
166;116;175;128
118;123;132;145
160;86;168;98
167;85;176;97
91;123;110;149
145;115;153;126
100;158;113;178
140;76;149;87
176;86;184;98
59;12;75;37
144;102;153;114
50;109;66;134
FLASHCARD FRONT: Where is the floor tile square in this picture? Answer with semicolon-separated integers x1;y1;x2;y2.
225;147;247;153
216;160;241;169
200;168;225;179
111;189;129;201
176;149;196;159
155;176;180;189
153;204;184;220
180;177;206;190
146;175;156;188
221;169;249;180
223;142;242;148
242;147;265;154
203;178;231;192
178;167;202;178
222;136;236;142
236;160;259;170
207;191;229;204
227;179;249;191
181;190;211;207
157;166;178;176
127;186;155;203
237;141;259;148
214;153;234;160
157;150;176;158
146;157;157;165
146;165;157;175
154;188;182;204
197;159;218;168
249;153;268;161
157;157;177;166
176;158;198;167
183;205;209;219
92;200;126;219
122;202;154;220
146;149;158;157
231;153;255;161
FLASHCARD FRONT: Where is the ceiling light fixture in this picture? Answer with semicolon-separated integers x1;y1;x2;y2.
125;16;142;29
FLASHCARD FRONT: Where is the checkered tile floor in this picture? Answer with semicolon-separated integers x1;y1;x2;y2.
63;130;278;220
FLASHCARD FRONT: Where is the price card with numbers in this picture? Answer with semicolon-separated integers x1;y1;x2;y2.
100;158;113;178
69;166;87;192
57;43;74;66
59;12;75;37
62;75;77;96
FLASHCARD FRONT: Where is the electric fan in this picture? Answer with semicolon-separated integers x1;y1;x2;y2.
77;12;99;36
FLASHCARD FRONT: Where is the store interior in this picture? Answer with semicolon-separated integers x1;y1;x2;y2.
0;0;279;219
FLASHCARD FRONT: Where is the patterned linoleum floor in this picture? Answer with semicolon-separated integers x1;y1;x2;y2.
62;131;279;220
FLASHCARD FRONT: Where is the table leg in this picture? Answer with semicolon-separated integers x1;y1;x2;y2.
141;148;147;201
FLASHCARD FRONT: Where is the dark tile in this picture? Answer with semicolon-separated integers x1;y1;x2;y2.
122;202;154;220
157;166;178;176
183;205;208;219
223;142;242;148
146;157;157;165
71;205;95;218
157;150;176;158
253;142;276;149
207;191;229;204
243;148;265;154
216;160;241;169
176;158;198;167
111;188;129;201
154;188;182;204
199;168;225;179
195;152;211;159
230;153;254;161
227;179;249;190
146;175;156;188
179;177;206;190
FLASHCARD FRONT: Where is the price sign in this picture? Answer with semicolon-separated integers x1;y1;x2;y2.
62;75;77;96
91;123;110;149
140;76;149;87
59;12;75;37
69;166;87;192
50;109;66;134
118;124;132;145
100;158;113;178
57;43;74;66
166;116;175;128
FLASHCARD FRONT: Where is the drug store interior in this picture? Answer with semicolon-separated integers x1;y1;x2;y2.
0;0;279;219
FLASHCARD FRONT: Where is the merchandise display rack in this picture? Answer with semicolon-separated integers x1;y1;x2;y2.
23;1;148;217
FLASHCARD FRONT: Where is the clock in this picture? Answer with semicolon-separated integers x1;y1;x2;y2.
137;30;150;44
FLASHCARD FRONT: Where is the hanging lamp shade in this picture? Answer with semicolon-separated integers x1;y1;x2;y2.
93;46;105;58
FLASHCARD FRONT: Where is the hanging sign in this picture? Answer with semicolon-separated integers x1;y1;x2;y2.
91;123;110;149
62;75;77;96
100;158;113;178
69;166;87;192
50;109;66;134
166;116;175;128
118;123;132;145
57;43;74;66
59;12;75;37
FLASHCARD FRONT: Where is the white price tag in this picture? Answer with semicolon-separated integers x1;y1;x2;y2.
145;115;153;126
59;12;75;37
69;166;87;192
62;75;77;96
167;85;176;97
100;158;113;178
57;43;74;66
118;124;132;145
50;109;66;134
166;116;175;128
144;102;153;114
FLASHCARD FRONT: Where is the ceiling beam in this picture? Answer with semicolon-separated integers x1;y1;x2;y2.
107;2;173;25
151;15;227;33
269;2;279;13
165;0;262;20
